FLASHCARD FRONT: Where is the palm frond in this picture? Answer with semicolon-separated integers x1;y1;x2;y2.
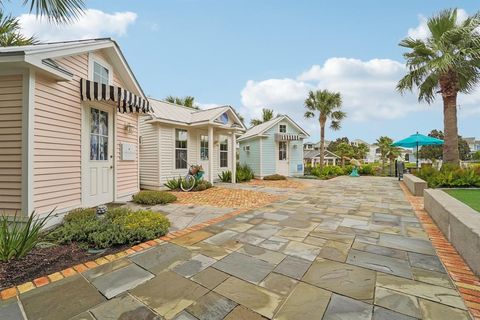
24;0;85;24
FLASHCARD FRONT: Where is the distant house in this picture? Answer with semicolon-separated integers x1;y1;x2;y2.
464;137;480;153
304;149;340;166
238;115;309;177
139;100;246;188
0;39;149;223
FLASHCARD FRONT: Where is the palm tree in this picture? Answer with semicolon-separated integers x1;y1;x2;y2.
376;136;400;175
250;108;274;126
165;95;199;109
335;142;354;167
0;0;85;46
354;143;369;161
1;0;85;23
304;89;346;168
397;8;480;166
0;12;37;46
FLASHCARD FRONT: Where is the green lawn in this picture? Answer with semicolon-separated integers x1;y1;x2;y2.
444;189;480;213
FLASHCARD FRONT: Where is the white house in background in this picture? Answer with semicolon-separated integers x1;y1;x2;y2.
465;137;480;153
304;149;340;166
139;100;246;188
238;115;309;177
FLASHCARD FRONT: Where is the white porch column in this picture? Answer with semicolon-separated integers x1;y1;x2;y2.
231;132;236;183
208;125;214;183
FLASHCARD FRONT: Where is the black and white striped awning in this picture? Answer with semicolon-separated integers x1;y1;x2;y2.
275;133;302;141
80;78;150;113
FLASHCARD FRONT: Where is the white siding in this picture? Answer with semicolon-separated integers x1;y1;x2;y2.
139;116;159;189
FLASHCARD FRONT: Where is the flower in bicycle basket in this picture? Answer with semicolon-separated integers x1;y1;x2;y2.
189;165;204;175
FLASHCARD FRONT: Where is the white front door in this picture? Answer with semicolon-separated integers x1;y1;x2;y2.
277;141;290;176
83;106;114;207
199;134;209;178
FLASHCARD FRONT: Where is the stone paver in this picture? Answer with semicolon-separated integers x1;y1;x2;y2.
14;177;475;320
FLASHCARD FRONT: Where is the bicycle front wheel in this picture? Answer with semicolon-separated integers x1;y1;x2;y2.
180;175;196;191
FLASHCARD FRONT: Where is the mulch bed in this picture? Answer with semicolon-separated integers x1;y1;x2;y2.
0;243;127;290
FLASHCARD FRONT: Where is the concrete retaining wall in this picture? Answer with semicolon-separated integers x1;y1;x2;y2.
424;189;480;276
404;174;428;196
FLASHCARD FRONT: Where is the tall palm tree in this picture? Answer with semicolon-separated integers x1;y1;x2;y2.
304;89;346;168
250;108;274;126
0;12;37;46
0;0;85;46
397;8;480;166
165;95;199;109
1;0;85;23
376;136;400;175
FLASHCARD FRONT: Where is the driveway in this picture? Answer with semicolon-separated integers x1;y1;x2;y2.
2;177;471;320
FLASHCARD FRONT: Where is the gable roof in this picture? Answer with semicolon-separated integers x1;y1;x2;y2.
304;149;340;159
0;38;145;98
238;115;309;141
146;98;246;130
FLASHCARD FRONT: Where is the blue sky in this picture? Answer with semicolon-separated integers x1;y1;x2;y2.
7;0;480;143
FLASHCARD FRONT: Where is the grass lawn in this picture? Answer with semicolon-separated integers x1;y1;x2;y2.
444;189;480;212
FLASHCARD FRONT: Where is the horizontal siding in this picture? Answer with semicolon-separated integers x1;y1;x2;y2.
239;138;260;176
289;139;305;176
33;54;86;214
139;116;159;189
0;75;22;215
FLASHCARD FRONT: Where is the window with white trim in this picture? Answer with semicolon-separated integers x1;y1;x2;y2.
175;129;188;169
279;124;287;133
220;135;228;168
279;141;287;160
93;61;109;85
200;135;209;160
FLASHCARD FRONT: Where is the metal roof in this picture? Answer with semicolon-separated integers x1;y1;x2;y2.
238;115;309;141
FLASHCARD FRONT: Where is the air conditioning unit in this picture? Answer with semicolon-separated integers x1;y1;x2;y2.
243;145;250;152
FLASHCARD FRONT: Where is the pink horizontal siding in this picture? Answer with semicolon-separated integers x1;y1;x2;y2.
0;74;23;215
33;54;86;214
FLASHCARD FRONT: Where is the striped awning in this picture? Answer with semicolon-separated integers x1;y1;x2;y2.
80;78;150;113
275;133;302;141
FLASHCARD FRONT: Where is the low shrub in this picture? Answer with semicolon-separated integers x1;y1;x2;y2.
218;170;232;182
415;166;480;188
193;179;213;191
264;174;287;180
164;177;182;190
0;210;52;262
236;164;255;182
359;164;374;175
49;207;170;249
132;190;177;205
311;165;343;179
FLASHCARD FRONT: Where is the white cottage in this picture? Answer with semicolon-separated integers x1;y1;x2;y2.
139;99;246;188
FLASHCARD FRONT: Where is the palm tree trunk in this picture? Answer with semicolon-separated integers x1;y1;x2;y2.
442;94;460;166
319;120;325;168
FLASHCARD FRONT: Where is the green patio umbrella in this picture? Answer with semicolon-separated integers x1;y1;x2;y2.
392;132;444;168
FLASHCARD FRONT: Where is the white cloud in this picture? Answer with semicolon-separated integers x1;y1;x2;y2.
407;9;469;40
240;57;423;129
19;9;137;41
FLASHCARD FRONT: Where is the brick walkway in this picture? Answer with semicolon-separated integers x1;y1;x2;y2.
170;187;282;209
400;182;480;320
245;179;307;189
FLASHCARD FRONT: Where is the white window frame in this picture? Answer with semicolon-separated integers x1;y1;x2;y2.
279;141;287;160
175;129;188;169
279;124;287;133
200;135;209;161
88;53;113;85
219;135;228;168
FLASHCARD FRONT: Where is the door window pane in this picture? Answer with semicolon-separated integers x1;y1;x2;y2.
200;135;209;160
279;141;287;160
175;129;188;169
90;108;109;161
220;136;228;167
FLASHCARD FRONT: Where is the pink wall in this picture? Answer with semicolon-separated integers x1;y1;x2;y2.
33;50;139;215
0;74;23;215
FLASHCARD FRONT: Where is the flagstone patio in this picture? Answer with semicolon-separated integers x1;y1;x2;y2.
0;176;475;320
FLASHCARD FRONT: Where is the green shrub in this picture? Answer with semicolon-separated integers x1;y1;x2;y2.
218;170;232;182
49;207;170;249
263;174;287;180
237;164;255;182
415;166;480;188
0;210;52;262
164;177;182;190
193;179;213;192
359;164;374;175
311;165;343;179
64;208;96;223
132;190;177;205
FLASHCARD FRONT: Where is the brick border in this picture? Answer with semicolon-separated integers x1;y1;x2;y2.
0;195;286;301
400;182;480;320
